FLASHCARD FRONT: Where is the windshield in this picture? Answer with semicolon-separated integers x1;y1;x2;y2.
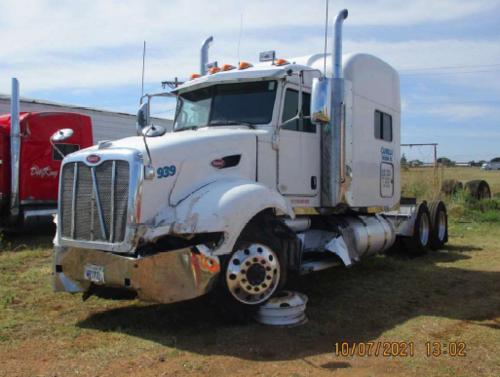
174;81;277;131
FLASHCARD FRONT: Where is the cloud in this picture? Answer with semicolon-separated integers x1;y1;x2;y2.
422;103;500;121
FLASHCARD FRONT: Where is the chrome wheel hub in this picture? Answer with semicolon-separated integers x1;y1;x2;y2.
226;243;280;305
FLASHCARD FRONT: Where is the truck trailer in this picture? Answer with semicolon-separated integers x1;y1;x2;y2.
0;79;94;228
53;9;448;312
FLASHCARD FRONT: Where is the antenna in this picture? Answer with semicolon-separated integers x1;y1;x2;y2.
141;41;146;100
323;0;329;75
237;13;243;63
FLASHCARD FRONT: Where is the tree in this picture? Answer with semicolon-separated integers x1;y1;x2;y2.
401;153;408;166
437;157;455;167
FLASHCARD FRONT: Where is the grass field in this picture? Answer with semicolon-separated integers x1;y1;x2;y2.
0;168;499;377
401;166;500;200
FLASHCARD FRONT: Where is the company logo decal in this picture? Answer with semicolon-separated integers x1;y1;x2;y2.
381;147;393;162
86;154;101;164
30;165;58;179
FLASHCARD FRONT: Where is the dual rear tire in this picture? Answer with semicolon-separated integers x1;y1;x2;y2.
403;201;448;254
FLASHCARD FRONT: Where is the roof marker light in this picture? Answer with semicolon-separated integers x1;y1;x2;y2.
238;61;253;70
221;64;236;71
208;66;221;74
274;58;290;66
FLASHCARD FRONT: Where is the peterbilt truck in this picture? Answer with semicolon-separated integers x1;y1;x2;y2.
0;79;93;228
53;9;448;310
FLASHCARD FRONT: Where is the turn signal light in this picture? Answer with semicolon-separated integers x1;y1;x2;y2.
209;66;221;74
238;61;253;70
221;64;236;71
274;58;290;66
190;73;201;80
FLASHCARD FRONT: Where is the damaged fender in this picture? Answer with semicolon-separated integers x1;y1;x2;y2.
146;178;295;256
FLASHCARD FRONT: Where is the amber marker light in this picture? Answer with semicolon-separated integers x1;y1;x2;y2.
238;61;254;70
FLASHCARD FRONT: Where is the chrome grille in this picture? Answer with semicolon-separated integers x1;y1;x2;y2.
60;160;130;243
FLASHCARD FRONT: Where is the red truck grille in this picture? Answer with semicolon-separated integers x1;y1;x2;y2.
60;161;129;243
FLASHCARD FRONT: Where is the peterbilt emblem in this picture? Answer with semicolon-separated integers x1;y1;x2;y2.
86;154;101;164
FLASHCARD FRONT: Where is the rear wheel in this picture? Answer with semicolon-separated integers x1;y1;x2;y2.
428;201;448;250
402;202;431;255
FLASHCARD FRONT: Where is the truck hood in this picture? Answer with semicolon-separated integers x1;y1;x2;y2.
94;127;261;225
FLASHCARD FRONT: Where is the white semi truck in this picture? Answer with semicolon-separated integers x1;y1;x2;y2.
53;9;448;311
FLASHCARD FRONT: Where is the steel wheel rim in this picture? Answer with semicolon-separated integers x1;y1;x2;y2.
226;243;280;305
419;213;430;246
437;210;446;241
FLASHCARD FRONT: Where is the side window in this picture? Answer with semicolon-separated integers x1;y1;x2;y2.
53;144;79;161
374;110;392;142
282;89;315;133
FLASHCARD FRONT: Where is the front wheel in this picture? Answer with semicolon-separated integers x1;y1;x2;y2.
213;218;287;321
226;242;282;305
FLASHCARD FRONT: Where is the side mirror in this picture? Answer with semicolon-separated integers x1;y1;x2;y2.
136;101;150;135
310;77;331;125
50;128;74;143
50;128;74;159
142;124;167;137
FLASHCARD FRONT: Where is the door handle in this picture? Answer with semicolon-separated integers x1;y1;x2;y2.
311;176;317;190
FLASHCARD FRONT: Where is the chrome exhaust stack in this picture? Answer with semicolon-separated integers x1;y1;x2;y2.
329;9;348;206
313;9;348;207
200;36;214;75
10;78;21;219
332;9;348;79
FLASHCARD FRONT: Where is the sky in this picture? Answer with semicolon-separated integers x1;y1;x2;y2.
1;0;499;162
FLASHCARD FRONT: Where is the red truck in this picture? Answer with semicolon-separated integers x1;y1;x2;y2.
0;79;93;228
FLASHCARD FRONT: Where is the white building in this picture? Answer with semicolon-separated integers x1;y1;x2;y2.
0;94;173;143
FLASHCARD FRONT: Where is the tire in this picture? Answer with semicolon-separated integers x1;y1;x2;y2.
428;201;448;250
441;179;463;195
464;180;491;200
402;202;431;255
212;216;287;322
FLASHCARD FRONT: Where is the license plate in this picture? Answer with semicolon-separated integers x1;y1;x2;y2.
84;264;105;284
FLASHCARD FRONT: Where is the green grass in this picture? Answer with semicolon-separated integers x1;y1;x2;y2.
401;166;500;200
0;220;499;377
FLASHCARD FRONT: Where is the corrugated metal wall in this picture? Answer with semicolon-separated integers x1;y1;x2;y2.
0;97;173;143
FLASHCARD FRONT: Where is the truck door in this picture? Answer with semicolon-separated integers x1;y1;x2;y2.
277;87;320;198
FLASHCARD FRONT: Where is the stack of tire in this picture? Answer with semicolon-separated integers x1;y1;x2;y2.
441;179;491;200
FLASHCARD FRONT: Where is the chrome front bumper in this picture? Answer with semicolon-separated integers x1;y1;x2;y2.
53;246;220;304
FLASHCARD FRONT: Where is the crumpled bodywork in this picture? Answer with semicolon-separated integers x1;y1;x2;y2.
143;178;295;256
53;245;220;304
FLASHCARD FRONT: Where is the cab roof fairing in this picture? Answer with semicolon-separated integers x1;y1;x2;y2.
172;63;315;95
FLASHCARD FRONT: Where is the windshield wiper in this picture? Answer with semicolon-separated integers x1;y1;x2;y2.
209;120;256;129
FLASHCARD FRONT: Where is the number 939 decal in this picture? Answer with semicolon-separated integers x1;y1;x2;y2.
156;165;176;179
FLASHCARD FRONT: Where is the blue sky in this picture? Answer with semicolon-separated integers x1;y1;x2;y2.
1;0;499;162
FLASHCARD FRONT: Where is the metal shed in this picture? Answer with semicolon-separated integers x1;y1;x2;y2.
0;94;173;143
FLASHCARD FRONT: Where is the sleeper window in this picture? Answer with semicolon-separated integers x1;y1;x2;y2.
374;110;392;142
